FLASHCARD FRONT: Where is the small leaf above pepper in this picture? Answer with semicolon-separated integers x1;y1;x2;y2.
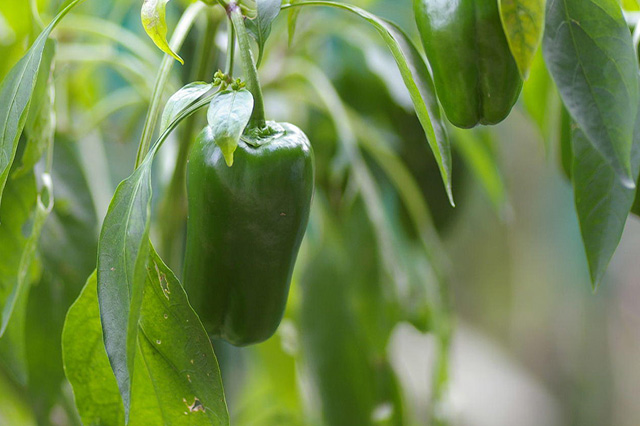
205;88;254;167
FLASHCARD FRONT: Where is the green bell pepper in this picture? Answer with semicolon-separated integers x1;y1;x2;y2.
413;0;523;128
183;122;315;346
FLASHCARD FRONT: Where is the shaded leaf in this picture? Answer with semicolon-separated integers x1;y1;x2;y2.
141;0;184;64
572;104;640;288
246;0;282;67
206;88;254;167
543;0;639;186
498;0;546;78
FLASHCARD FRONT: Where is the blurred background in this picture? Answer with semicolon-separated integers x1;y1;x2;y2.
1;0;640;425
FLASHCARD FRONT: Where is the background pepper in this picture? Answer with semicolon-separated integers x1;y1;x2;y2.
183;122;315;346
413;0;523;128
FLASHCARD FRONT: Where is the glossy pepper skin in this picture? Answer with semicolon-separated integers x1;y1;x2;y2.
184;122;314;346
413;0;523;128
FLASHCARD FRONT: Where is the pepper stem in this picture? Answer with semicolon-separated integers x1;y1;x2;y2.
228;3;267;129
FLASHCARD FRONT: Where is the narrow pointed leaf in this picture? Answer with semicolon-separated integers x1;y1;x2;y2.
97;157;153;420
572;104;640;288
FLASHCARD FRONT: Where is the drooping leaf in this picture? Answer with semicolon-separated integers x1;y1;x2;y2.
572;104;640;288
206;88;254;167
245;0;282;67
96;90;216;420
0;0;84;202
97;157;153;420
141;0;184;64
161;82;213;133
543;0;639;187
498;0;546;78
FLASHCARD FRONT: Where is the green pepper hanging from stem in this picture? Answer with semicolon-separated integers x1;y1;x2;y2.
183;1;315;346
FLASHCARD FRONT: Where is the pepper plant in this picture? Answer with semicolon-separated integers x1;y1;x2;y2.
0;0;639;424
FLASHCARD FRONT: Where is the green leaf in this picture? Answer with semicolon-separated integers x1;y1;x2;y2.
543;0;639;187
0;0;84;202
284;1;454;202
245;0;282;67
64;250;229;426
97;157;153;420
0;274;32;386
63;273;126;426
137;246;229;425
498;0;546;78
572;103;640;288
141;0;184;65
559;105;573;179
206;88;254;167
0;170;52;337
161;82;213;133
96;90;216;420
322;3;453;204
14;41;56;178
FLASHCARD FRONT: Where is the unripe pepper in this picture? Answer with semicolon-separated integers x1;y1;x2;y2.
413;0;523;128
183;122;314;346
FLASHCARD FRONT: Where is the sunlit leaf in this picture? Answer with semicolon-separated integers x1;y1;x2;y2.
141;0;184;64
498;0;546;78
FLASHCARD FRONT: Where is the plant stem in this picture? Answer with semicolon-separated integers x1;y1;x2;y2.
135;2;205;169
224;17;236;76
159;9;222;270
228;3;266;128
